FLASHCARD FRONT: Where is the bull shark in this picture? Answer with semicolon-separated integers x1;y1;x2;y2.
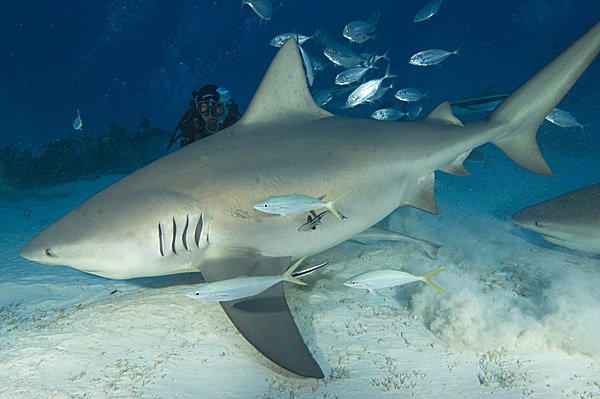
20;21;600;378
512;184;600;256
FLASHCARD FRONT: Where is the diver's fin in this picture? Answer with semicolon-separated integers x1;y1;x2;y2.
200;250;324;378
239;37;331;126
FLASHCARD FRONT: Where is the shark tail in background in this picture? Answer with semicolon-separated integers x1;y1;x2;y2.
488;21;600;176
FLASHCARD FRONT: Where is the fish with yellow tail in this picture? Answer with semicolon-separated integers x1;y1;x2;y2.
253;192;350;221
344;267;447;294
187;257;308;302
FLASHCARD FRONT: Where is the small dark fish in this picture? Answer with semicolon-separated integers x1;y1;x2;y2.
291;260;329;278
298;210;332;231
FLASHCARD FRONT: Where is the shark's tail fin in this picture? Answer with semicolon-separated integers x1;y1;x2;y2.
283;256;308;285
488;21;600;176
418;267;447;294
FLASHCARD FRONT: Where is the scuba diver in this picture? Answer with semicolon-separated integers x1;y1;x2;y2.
167;84;240;150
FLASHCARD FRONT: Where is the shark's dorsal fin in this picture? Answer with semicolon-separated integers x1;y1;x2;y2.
425;101;464;127
239;38;332;126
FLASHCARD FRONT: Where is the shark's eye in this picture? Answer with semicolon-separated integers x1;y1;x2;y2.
534;221;543;227
263;203;269;208
351;281;357;285
44;248;54;257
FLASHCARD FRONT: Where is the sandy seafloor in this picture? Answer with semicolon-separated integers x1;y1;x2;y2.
1;124;600;398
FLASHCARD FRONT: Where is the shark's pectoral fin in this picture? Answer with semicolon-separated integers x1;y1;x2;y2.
404;172;438;214
200;250;324;378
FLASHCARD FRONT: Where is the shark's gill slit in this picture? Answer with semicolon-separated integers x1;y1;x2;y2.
157;223;165;257
172;217;177;254
206;218;212;245
182;215;189;251
194;213;203;248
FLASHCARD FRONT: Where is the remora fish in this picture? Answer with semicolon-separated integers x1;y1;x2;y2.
72;110;83;131
409;48;459;66
414;0;443;23
187;257;307;302
20;22;600;379
351;226;442;259
344;267;447;294
512;184;600;255
450;93;509;115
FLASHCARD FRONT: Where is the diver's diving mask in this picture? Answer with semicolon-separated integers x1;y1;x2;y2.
199;100;223;134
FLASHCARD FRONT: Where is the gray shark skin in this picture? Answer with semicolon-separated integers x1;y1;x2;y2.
20;21;600;378
512;184;600;255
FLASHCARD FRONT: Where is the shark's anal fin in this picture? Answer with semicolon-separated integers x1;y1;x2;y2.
440;150;471;176
200;250;324;378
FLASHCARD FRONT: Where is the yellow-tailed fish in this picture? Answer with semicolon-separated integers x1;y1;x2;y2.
343;267;447;294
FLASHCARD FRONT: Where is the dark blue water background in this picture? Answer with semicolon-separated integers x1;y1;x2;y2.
1;1;598;150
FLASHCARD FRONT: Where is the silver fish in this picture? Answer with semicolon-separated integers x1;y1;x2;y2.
270;33;312;48
187;257;307;302
312;88;334;106
241;0;273;22
72;110;83;131
323;47;365;68
394;87;427;102
545;108;584;131
254;192;349;221
366;82;394;103
346;64;397;107
407;104;423;120
343;20;378;44
343;267;446;294
409;48;459;66
335;65;377;86
371;108;407;121
414;0;443;23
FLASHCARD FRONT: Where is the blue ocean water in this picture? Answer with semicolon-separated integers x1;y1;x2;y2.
1;1;600;397
1;1;598;147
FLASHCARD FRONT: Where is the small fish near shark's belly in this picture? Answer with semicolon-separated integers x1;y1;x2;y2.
223;179;416;258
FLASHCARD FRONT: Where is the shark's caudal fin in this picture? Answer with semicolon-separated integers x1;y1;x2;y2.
489;21;600;176
239;38;332;126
